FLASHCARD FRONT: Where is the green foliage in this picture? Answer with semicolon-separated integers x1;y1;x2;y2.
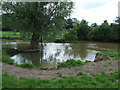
2;56;14;65
90;19;120;42
57;17;119;42
58;59;85;68
3;48;19;56
2;49;14;65
19;63;35;69
20;31;32;40
77;19;90;40
64;29;78;40
91;20;111;42
2;71;119;88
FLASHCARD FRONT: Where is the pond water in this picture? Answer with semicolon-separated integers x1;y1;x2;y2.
2;41;119;68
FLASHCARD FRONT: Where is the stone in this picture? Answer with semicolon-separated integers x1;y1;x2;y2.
94;54;104;62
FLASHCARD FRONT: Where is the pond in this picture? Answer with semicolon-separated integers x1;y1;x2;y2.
2;41;119;68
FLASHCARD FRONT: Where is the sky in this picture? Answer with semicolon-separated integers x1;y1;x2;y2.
71;0;119;25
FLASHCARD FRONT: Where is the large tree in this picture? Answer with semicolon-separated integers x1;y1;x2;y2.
2;2;74;49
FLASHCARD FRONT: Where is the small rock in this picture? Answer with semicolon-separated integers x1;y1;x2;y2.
94;54;104;62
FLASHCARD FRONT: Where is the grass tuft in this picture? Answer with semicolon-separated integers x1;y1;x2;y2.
19;63;35;69
58;59;85;68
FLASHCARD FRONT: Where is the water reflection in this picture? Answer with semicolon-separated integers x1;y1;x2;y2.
2;41;119;68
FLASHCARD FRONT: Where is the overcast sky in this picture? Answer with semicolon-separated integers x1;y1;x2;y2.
71;0;119;25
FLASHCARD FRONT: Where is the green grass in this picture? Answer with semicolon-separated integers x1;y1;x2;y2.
97;52;120;60
57;59;85;68
2;71;119;88
0;74;2;90
97;52;120;57
18;63;35;69
2;48;20;65
2;49;14;65
0;31;21;39
77;72;84;76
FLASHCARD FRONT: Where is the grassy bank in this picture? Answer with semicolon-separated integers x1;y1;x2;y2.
2;71;119;88
97;52;120;60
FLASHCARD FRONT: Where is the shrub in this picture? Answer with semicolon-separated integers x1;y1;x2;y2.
2;56;14;65
3;48;19;56
2;49;14;65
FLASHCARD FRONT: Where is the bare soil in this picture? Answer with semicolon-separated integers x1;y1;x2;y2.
2;60;118;80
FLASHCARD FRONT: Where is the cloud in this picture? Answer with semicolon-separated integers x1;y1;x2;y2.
73;0;113;9
80;1;108;9
71;0;119;25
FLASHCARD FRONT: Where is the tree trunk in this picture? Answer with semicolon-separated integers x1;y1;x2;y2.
29;33;40;49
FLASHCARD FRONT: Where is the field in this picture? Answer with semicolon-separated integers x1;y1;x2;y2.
0;31;21;39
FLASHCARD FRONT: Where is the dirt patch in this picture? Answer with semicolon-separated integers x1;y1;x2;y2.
2;60;118;80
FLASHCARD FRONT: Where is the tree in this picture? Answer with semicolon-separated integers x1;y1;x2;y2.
2;2;74;49
92;20;111;42
89;23;98;40
77;19;90;40
64;18;74;29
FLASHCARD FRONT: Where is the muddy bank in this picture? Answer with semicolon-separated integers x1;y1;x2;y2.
2;60;118;80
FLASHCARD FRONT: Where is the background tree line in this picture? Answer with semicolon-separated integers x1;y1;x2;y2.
57;17;120;42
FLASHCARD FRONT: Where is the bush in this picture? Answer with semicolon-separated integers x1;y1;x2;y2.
3;48;19;56
58;59;85;68
2;56;14;65
2;49;14;65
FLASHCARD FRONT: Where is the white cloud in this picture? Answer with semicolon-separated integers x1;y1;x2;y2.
71;0;119;25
